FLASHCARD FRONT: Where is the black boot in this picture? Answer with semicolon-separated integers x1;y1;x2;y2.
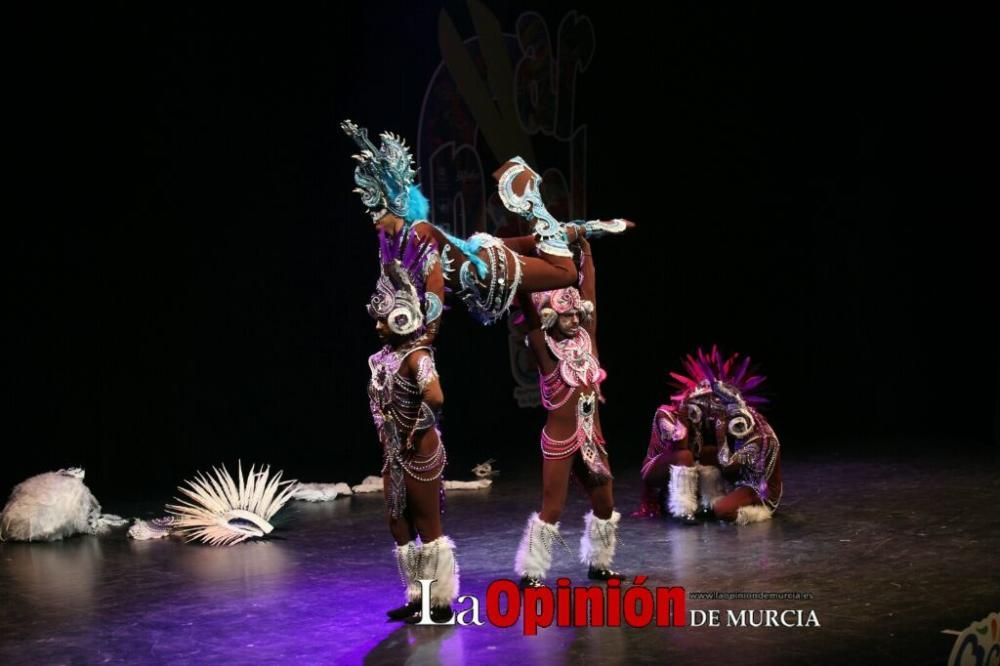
694;506;716;522
587;566;626;581
386;600;421;621
519;575;545;589
675;512;701;526
404;605;454;624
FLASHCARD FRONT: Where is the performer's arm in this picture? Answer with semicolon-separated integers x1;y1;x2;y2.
407;349;443;412
578;238;600;360
421;262;445;343
409;222;446;346
655;410;678;443
521;295;556;375
725;442;760;470
579;238;596;303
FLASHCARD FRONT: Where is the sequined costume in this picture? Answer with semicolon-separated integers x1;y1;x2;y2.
367;344;445;519
342;120;630;328
537;327;611;481
513;241;624;587
365;229;459;623
637;347;783;525
632;405;695;519
711;403;782;517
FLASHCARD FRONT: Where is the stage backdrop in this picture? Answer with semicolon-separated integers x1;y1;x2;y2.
6;2;995;500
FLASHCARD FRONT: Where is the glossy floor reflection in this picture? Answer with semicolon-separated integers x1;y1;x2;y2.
1;454;997;665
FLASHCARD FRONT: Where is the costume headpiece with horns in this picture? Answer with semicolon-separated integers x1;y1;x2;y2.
531;287;594;330
368;229;433;336
341;119;428;222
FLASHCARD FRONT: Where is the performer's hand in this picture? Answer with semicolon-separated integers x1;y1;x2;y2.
580;218;634;239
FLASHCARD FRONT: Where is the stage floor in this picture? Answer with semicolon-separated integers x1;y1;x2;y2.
1;454;997;665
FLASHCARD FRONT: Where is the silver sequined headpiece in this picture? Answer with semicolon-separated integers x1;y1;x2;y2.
341;119;416;218
368;229;432;336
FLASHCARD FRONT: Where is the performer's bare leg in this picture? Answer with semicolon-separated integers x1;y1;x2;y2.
402;431;444;542
539;455;575;524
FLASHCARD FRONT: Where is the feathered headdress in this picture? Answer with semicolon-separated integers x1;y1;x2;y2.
368;229;433;336
669;345;767;407
342;119;428;222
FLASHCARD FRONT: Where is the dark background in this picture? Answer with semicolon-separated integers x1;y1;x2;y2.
7;2;995;501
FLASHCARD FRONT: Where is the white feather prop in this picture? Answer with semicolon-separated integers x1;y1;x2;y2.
128;516;174;540
165;462;298;546
444;479;492;489
291;482;352;502
0;468;125;542
351;476;384;494
350;466;496;494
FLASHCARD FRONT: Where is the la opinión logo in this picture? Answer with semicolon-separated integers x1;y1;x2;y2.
413;576;685;635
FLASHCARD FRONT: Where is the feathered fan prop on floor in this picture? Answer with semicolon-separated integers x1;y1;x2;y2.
163;462;298;546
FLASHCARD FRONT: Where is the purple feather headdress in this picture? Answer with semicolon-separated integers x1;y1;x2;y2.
368;229;433;336
669;345;768;407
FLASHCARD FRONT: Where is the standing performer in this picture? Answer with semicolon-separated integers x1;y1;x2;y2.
512;238;624;588
367;230;458;623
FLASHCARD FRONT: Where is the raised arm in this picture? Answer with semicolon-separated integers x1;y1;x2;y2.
577;238;600;357
407;222;446;346
517;293;556;376
578;237;596;308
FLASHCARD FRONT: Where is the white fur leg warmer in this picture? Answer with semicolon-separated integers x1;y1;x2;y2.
394;540;423;603
514;512;560;579
421;536;460;607
696;464;726;510
735;505;773;525
667;465;699;518
579;510;621;569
